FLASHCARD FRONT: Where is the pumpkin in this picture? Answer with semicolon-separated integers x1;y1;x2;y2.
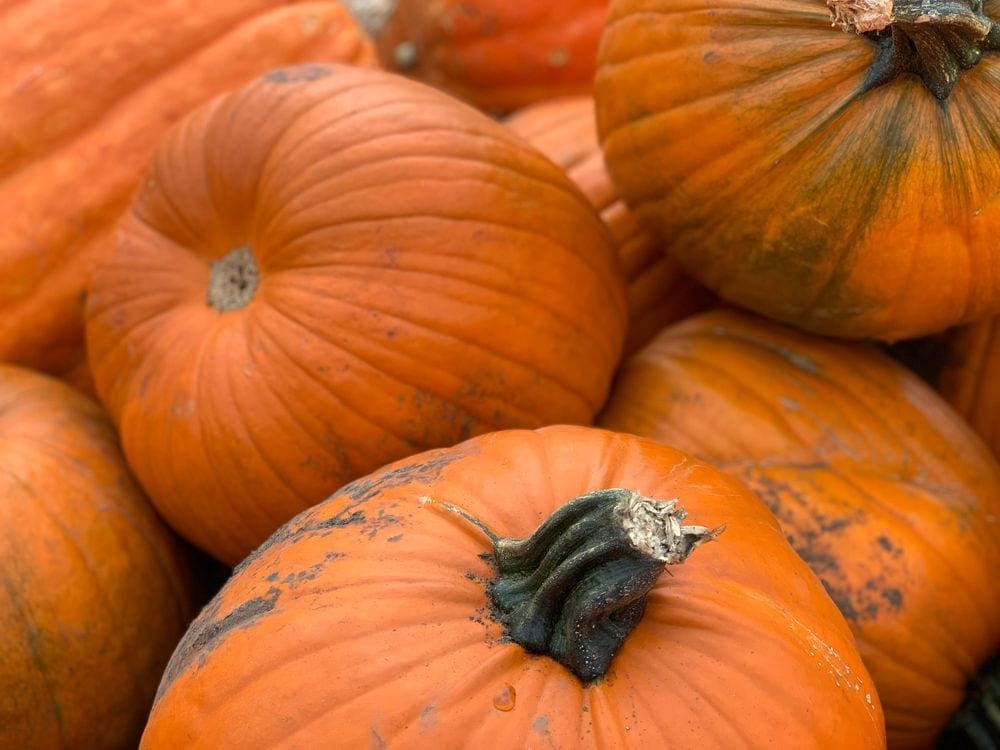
85;63;627;566
934;316;1000;461
0;1;375;388
0;365;197;748
598;309;1000;748
375;0;609;113
506;96;714;356
595;0;1000;341
141;425;884;748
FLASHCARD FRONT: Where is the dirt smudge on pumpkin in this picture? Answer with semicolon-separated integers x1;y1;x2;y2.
419;704;438;730
156;586;282;700
264;64;332;84
740;466;907;625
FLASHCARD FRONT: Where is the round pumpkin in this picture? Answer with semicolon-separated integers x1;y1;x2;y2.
0;365;197;748
376;0;609;113
142;425;884;749
0;1;376;391
85;63;626;566
595;0;1000;340
506;96;714;356
598;309;1000;748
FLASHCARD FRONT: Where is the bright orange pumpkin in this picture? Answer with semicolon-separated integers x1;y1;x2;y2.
0;365;197;748
376;0;609;112
506;96;713;356
142;425;884;748
598;309;1000;748
85;64;627;566
595;0;1000;340
0;1;375;387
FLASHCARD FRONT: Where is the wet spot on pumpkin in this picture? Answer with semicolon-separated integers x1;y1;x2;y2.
157;586;282;699
264;65;332;84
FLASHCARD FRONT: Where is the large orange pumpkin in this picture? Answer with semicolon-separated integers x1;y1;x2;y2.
376;0;609;112
506;96;713;356
0;365;197;748
142;425;884;748
598;309;1000;748
85;64;626;566
595;0;1000;340
0;1;375;389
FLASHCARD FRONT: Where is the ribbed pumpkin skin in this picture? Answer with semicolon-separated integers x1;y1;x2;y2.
506;96;713;356
142;425;884;749
598;310;1000;748
595;0;1000;341
937;316;1000;460
0;1;375;385
85;64;626;566
377;0;608;112
0;366;196;749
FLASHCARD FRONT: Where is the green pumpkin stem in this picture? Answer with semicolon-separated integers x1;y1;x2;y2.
936;653;1000;749
433;488;722;682
828;0;999;98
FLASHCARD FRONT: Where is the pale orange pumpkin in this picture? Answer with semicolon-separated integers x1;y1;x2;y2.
85;64;627;566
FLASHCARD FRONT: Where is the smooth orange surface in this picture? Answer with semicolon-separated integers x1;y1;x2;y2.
0;366;196;748
85;64;627;566
378;0;609;112
598;309;1000;748
142;425;884;749
596;0;1000;340
507;96;714;355
0;1;375;382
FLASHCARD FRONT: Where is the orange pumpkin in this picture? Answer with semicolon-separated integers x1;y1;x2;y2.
0;365;197;748
595;0;1000;340
376;0;609;113
0;1;375;387
142;425;884;748
506;96;714;356
85;64;627;566
935;316;1000;461
598;309;1000;748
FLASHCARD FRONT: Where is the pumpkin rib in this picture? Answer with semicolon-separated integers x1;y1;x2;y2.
256;294;511;433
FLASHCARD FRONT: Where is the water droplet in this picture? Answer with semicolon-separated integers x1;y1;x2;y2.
493;684;516;712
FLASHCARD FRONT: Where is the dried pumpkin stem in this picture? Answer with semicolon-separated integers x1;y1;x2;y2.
482;488;722;682
828;0;1000;98
207;246;259;312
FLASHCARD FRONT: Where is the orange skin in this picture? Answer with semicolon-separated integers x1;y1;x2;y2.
596;0;1000;340
598;309;1000;748
0;366;197;748
507;96;714;356
377;0;609;113
0;1;376;384
85;64;627;566
936;315;1000;460
142;425;884;749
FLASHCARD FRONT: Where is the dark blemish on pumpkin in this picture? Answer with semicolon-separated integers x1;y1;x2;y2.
339;452;462;503
156;586;282;699
882;587;903;608
387;534;403;543
533;715;550;735
264;65;332;84
703;51;721;64
370;725;387;750
419;704;438;730
325;551;345;562
266;572;280;582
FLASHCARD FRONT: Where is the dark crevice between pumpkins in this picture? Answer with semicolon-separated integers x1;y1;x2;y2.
936;652;1000;749
829;0;1000;98
431;488;722;682
207;246;259;312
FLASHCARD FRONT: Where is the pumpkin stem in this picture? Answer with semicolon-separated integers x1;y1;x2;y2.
207;246;259;312
486;488;722;682
828;0;1000;98
936;652;1000;749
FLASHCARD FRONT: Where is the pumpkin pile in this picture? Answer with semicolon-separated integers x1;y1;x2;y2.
3;1;999;748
